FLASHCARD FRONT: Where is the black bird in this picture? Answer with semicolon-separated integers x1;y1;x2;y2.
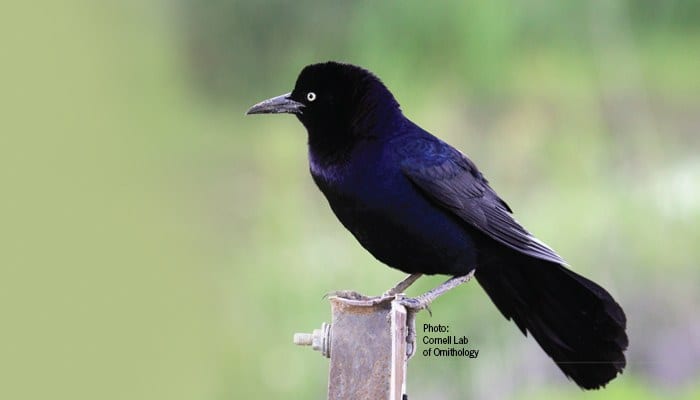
246;61;627;389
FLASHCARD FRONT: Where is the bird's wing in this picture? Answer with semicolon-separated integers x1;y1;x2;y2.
398;137;565;265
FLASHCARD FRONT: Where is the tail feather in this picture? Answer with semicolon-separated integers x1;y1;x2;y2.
475;245;628;389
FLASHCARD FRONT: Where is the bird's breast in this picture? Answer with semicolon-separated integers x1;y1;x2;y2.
308;146;476;275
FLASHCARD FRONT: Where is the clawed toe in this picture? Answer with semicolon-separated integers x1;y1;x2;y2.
324;290;373;301
399;297;433;316
325;291;400;306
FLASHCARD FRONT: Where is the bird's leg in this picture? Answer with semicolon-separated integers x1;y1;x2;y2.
382;273;423;297
399;270;475;357
400;270;475;311
327;273;423;303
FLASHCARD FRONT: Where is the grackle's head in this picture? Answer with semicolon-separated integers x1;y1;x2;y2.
247;62;401;152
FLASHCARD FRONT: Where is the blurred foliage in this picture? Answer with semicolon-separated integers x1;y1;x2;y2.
2;1;699;399
180;0;700;101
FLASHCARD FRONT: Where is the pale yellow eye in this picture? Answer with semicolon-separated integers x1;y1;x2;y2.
307;92;317;102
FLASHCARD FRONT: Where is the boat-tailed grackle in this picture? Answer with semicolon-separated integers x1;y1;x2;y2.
246;61;627;389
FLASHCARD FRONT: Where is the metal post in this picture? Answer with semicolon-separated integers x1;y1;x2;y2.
294;295;413;400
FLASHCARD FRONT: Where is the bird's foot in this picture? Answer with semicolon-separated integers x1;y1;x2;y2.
397;271;476;315
399;296;433;316
397;271;476;358
324;290;373;301
325;290;398;306
325;273;425;304
403;306;419;359
325;273;425;305
398;295;431;359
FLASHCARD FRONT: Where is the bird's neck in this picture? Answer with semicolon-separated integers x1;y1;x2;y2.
307;131;355;169
307;107;403;168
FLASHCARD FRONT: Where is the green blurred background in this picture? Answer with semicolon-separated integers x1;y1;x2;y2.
2;1;699;399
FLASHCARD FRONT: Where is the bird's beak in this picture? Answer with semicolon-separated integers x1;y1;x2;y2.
245;92;304;115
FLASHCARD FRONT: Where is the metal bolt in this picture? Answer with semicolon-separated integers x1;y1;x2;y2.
293;322;331;358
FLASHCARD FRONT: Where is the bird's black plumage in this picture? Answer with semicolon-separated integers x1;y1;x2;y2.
247;61;628;389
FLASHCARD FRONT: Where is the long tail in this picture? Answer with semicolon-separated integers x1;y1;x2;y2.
475;244;628;389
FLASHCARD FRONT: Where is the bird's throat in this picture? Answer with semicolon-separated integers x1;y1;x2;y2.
305;124;359;167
